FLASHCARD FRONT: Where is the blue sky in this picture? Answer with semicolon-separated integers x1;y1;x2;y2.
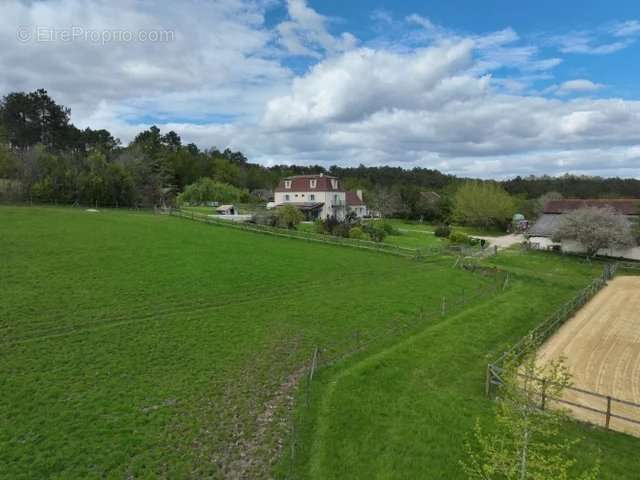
268;0;640;97
2;0;640;178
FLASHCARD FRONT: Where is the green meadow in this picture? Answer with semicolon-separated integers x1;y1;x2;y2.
283;251;640;479
0;206;486;479
1;207;638;479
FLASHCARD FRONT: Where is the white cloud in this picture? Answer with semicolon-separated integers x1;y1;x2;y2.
551;30;635;55
406;14;437;32
611;20;640;37
276;0;356;58
556;79;605;94
263;40;478;128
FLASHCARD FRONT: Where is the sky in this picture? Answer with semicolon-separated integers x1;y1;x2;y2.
2;0;640;179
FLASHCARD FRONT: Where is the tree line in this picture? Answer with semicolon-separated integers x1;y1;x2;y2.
1;89;639;215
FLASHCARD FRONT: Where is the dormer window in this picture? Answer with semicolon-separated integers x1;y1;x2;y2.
331;179;338;189
284;180;292;189
310;179;317;189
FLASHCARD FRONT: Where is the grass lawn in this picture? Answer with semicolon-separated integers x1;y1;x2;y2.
282;250;640;479
0;206;490;479
299;219;448;250
181;203;259;215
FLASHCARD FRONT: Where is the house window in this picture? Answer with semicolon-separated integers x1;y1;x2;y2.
310;179;317;189
310;194;315;201
285;194;290;201
334;194;338;202
284;180;292;189
331;179;338;189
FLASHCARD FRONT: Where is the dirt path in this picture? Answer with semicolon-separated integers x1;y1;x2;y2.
473;233;524;250
537;276;640;436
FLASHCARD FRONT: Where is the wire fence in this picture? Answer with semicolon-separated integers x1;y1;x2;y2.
285;267;511;476
168;208;485;260
486;262;640;435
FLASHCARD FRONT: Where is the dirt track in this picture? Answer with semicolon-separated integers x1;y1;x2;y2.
537;276;640;437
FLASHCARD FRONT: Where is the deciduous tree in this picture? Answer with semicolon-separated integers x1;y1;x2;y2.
462;341;599;480
552;207;635;257
453;181;517;229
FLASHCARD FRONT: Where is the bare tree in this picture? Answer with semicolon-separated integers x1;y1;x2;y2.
534;191;563;217
552;207;635;257
368;187;406;218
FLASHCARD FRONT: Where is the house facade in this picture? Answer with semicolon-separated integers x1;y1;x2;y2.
527;199;640;260
274;174;368;220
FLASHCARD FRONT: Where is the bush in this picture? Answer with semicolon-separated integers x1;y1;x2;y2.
314;218;327;234
449;231;472;244
251;210;277;227
434;224;451;238
363;223;387;242
349;227;365;239
275;205;304;229
380;221;400;236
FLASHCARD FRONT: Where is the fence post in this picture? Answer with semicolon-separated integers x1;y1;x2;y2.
309;346;319;382
540;378;547;410
441;296;446;317
485;364;492;397
605;396;612;429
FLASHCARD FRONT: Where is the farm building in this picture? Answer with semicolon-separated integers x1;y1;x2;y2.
216;204;239;215
527;199;640;260
274;174;368;220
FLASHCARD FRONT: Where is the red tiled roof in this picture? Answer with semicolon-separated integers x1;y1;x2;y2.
346;191;365;206
544;199;640;215
275;175;342;193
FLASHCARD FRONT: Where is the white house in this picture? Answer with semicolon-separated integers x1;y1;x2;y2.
274;174;368;220
527;199;640;260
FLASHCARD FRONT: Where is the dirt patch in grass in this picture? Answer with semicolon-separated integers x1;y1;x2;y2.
162;336;305;479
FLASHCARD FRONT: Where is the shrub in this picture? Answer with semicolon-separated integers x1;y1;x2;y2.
275;205;304;229
363;223;387;242
314;218;327;234
251;210;277;227
380;221;400;236
434;224;451;238
449;231;472;244
349;227;365;239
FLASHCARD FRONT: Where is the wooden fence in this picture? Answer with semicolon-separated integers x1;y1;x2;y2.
168;208;470;260
486;262;640;434
285;268;512;474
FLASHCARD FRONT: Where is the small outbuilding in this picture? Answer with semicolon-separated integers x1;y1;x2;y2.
216;204;239;215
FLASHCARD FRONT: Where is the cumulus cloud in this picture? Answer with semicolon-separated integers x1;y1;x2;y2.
263;40;480;128
0;0;290;137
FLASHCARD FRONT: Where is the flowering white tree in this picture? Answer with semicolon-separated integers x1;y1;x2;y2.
552;207;635;257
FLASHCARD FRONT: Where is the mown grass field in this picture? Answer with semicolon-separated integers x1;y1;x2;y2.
1;206;491;479
283;250;640;478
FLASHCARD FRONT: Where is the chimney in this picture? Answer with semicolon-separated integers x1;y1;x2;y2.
356;189;363;201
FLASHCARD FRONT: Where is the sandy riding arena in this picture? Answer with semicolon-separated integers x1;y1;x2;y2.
537;275;640;437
